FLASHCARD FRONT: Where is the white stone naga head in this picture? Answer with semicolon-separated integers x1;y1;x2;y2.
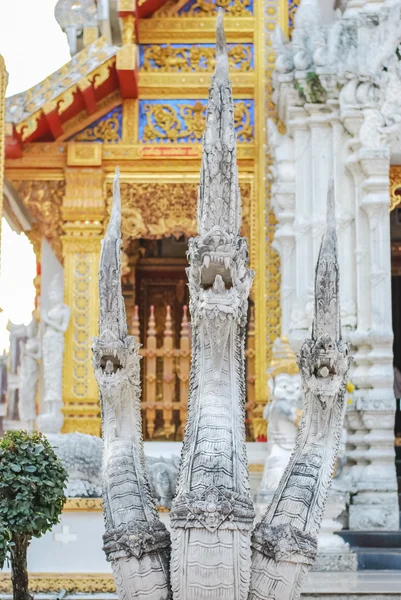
298;180;351;404
186;9;253;319
92;168;139;393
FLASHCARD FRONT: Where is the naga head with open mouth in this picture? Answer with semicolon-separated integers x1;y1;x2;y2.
298;180;351;402
92;168;140;392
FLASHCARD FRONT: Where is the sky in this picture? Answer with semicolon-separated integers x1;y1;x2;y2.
0;1;70;351
0;0;70;97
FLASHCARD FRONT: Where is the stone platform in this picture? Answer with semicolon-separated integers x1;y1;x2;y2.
0;572;400;599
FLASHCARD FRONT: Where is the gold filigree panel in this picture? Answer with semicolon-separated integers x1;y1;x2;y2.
106;181;251;242
11;180;65;262
74;112;120;143
0;573;116;594
142;44;253;72
141;100;253;143
154;0;252;17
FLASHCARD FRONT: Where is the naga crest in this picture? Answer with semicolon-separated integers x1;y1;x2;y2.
298;180;351;402
186;10;253;323
92;168;139;391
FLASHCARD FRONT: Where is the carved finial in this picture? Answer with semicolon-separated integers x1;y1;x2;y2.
312;178;340;342
180;305;189;338
164;306;173;338
147;306;156;337
197;10;241;237
132;305;140;339
98;167;127;339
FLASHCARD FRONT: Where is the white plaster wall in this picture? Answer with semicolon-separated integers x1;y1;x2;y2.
2;511;111;574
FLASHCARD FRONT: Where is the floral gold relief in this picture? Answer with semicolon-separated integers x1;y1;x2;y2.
11;180;65;263
105;181;251;241
141;43;254;72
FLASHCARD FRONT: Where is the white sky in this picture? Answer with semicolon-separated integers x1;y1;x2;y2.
0;0;70;97
0;1;70;351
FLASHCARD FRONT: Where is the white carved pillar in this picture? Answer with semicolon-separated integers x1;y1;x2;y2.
308;106;333;263
347;149;399;530
270;124;296;338
332;117;357;331
288;107;313;348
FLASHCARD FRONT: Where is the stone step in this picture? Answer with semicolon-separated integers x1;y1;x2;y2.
355;548;401;570
339;530;401;549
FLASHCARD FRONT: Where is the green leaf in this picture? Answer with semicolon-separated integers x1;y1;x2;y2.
25;466;37;473
10;464;21;473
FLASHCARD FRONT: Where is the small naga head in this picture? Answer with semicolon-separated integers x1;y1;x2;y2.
92;168;139;391
298;180;351;402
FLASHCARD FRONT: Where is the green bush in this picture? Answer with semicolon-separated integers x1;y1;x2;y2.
0;430;67;600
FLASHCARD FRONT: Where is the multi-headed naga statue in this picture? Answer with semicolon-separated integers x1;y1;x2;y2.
94;12;351;600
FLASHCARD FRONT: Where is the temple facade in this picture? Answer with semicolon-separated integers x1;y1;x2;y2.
2;0;290;439
1;0;401;590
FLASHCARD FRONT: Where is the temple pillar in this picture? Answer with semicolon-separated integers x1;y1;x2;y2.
288;107;313;349
61;152;104;435
348;148;398;530
269;121;295;339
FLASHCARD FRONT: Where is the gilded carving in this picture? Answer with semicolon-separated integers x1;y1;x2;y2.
73;109;121;144
106;181;251;241
0;573;116;594
67;142;102;166
390;166;401;212
64;498;103;511
139;17;255;44
155;0;252;17
142;44;253;72
141;100;253;143
12;180;65;262
122;99;137;143
62;222;102;436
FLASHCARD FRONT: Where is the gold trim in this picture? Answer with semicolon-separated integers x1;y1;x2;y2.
138;17;255;43
390;165;401;212
139;72;254;98
0;573;115;594
64;498;103;511
67;143;103;166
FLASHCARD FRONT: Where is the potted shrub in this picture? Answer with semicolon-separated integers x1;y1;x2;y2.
0;431;67;600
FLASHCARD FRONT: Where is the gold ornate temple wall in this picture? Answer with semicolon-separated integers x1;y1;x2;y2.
4;0;298;437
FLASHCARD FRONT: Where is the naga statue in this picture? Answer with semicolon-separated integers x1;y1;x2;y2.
169;10;254;600
248;180;352;600
94;13;350;600
92;168;171;600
